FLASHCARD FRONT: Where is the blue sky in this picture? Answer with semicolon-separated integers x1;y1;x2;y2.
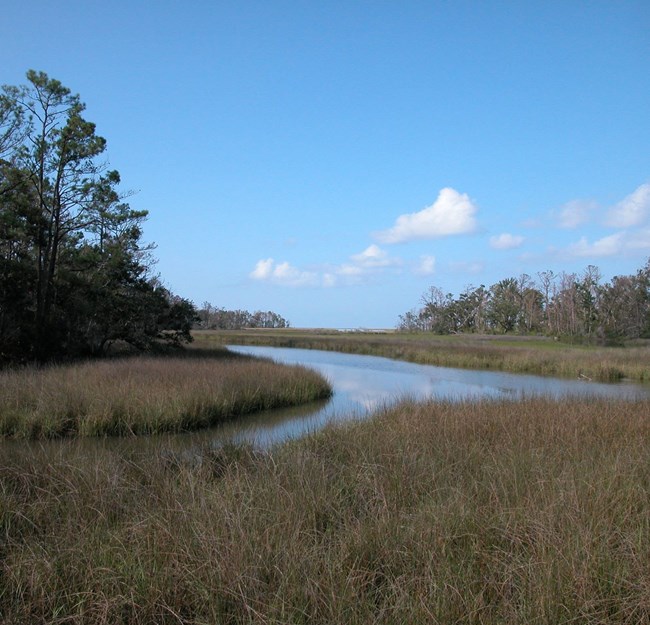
3;1;650;328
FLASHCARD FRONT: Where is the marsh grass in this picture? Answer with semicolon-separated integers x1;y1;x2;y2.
3;397;650;623
200;329;650;382
0;348;332;439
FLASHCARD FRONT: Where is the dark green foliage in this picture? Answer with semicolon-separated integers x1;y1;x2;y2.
0;71;195;363
487;278;521;333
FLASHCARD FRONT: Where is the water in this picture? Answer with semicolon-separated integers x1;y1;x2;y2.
203;345;650;448
15;345;647;454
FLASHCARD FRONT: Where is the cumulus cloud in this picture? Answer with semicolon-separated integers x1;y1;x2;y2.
605;183;650;227
558;199;596;228
250;246;402;289
489;233;524;250
250;258;274;280
249;258;319;287
375;187;478;244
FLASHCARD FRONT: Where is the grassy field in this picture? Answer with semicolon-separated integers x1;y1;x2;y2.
0;346;332;439
196;328;650;382
3;396;650;623
3;332;650;622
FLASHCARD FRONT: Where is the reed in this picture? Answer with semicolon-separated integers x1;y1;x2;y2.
3;397;650;623
0;348;332;439
198;329;650;382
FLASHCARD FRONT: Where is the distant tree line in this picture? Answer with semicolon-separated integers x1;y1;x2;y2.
0;71;196;364
398;261;650;343
197;303;289;330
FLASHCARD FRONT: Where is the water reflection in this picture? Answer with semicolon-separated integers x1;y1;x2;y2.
12;345;648;454
212;345;650;447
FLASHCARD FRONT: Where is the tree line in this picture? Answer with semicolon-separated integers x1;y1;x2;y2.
196;303;289;330
0;71;196;364
398;261;650;343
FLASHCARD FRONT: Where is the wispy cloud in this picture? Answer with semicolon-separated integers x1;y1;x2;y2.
605;183;650;228
413;255;436;276
557;199;596;228
628;227;650;250
489;233;524;250
448;260;484;275
549;183;650;258
334;245;401;283
560;229;650;260
375;187;478;244
350;244;394;268
567;233;625;258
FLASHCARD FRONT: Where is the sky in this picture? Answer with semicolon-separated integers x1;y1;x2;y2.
3;1;650;328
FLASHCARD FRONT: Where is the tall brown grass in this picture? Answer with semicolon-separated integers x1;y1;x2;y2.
0;349;331;438
3;397;650;623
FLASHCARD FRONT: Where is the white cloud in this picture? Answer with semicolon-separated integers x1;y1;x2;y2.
250;246;402;289
335;245;401;281
413;255;436;276
375;187;478;244
250;258;274;280
350;244;392;268
489;233;524;250
249;258;319;287
566;224;650;259
605;183;650;227
336;263;364;277
558;199;595;228
567;233;625;258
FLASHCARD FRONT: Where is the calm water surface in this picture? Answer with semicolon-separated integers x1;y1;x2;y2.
200;345;650;448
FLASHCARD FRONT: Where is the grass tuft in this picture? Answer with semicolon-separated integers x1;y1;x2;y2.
0;347;331;439
3;397;650;623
